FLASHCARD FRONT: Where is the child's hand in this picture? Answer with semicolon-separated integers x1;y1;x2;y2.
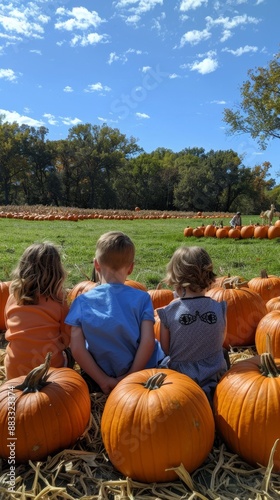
100;376;118;395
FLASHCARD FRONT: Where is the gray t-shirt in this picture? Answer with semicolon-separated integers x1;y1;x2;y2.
157;296;227;388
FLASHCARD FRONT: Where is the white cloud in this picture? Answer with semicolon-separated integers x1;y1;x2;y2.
0;109;44;127
125;15;141;25
43;113;59;126
84;82;111;93
63;86;73;93
126;48;143;55
108;52;120;64
180;29;211;46
211;100;226;104
206;14;260;31
60;117;82;126
107;48;143;65
169;73;180;79
70;33;108;47
189;57;218;74
222;45;258;56
55;7;104;31
0;68;18;82
115;0;163;15
136;112;150;119
220;30;232;43
97;116;118;124
179;0;208;11
30;49;42;55
141;66;152;73
0;3;49;39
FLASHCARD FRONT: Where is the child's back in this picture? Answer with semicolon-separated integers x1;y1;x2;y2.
4;241;71;379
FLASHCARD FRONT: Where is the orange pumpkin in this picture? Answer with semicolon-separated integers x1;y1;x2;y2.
248;269;280;304
266;296;280;312
240;225;254;239
254;225;268;239
124;279;147;291
206;278;267;348
204;224;217;237
67;280;97;304
214;353;280;472
148;283;174;309
192;227;204;237
215;227;228;238
255;310;280;358
228;228;241;239
0;353;91;463
183;226;193;237
268;225;280;239
101;369;215;483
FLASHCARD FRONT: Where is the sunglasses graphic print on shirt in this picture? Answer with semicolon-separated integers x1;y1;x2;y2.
179;310;217;326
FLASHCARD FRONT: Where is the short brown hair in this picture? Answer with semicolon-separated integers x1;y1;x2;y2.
95;231;135;271
164;245;216;293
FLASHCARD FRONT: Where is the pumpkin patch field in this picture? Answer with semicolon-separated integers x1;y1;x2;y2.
1;206;280;498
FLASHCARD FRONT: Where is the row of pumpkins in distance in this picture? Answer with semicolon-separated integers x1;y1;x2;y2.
184;221;280;239
1;272;280;479
0;209;231;221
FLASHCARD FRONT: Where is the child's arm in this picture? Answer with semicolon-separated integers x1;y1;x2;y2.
70;326;118;395
126;319;155;375
160;322;170;355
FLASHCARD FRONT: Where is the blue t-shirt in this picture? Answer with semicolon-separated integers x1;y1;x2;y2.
65;283;164;377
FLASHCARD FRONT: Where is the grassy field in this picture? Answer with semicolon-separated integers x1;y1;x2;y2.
0;214;279;289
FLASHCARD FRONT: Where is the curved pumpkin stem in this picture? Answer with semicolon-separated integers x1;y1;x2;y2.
259;353;280;378
15;352;52;394
143;372;168;390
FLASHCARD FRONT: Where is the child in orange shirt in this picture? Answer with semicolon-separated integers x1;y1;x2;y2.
4;241;71;379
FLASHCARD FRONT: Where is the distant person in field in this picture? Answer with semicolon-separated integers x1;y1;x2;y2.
65;231;165;395
4;241;72;380
156;245;228;405
230;211;242;228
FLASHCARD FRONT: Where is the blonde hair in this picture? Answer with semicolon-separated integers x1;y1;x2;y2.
10;241;67;305
95;231;135;271
164;246;216;293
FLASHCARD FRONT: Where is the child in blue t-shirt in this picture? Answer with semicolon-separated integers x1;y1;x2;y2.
65;231;165;394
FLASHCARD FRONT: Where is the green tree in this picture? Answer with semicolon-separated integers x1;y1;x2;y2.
173;149;254;212
65;124;141;208
223;52;280;149
0;120;30;204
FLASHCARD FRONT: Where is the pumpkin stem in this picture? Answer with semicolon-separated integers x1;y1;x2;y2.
143;372;168;390
15;352;52;394
259;353;280;378
260;269;269;279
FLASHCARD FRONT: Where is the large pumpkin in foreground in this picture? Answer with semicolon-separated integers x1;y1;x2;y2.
0;353;91;463
213;353;280;472
101;368;215;483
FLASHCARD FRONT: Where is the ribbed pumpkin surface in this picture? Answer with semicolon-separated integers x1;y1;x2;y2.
101;368;215;483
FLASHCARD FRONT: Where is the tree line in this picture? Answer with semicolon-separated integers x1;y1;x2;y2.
1;51;280;214
0;119;277;214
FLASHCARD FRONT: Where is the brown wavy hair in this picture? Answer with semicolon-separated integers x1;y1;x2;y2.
163;245;216;294
10;241;67;305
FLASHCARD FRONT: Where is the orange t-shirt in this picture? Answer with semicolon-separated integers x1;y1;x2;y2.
4;294;71;380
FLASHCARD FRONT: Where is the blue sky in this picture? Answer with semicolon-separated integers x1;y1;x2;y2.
1;0;280;180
